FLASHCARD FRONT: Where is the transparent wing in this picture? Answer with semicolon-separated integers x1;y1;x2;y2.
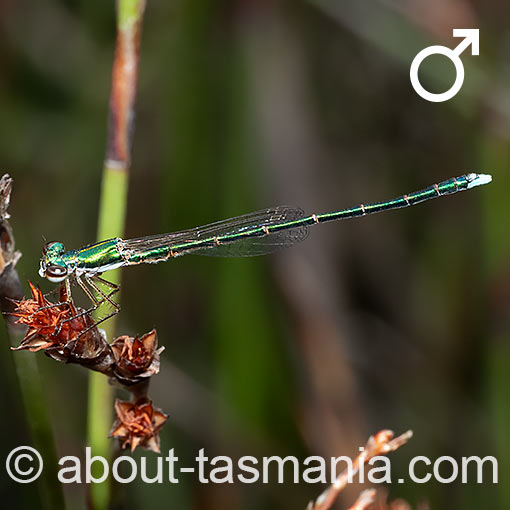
123;206;309;257
198;222;309;257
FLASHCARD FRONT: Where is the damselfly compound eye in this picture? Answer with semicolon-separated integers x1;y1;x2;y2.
45;264;68;282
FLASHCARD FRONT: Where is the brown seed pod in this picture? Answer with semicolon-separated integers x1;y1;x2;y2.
110;329;164;385
110;398;168;453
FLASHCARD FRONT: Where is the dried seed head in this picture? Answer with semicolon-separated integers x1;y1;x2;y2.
110;398;168;453
10;282;114;370
10;281;168;450
10;281;82;351
111;329;164;384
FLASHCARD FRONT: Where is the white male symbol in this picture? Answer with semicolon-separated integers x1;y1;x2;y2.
410;29;479;103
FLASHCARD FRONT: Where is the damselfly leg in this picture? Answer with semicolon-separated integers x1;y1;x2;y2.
30;278;75;317
50;274;120;337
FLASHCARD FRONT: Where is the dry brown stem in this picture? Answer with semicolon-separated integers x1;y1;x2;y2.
307;429;413;510
106;0;146;168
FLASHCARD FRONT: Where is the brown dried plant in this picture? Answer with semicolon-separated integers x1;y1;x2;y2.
9;281;167;453
307;430;415;510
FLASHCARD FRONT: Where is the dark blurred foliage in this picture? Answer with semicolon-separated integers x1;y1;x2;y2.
0;1;509;509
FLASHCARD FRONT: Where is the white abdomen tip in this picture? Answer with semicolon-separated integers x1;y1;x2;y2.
466;173;493;189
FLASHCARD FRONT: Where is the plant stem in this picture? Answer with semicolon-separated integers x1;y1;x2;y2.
13;347;66;510
0;175;66;510
87;1;146;508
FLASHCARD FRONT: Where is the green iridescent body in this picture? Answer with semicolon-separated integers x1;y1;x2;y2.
39;173;491;283
75;239;124;270
35;172;491;334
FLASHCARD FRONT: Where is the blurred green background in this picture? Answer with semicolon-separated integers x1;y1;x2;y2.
0;1;509;509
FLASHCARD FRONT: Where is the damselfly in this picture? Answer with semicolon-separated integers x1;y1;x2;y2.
38;173;491;332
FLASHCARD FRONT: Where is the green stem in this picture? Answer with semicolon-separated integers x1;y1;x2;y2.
13;349;67;510
4;312;66;510
86;165;128;509
87;0;146;508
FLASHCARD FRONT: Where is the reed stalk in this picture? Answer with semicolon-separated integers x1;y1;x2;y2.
87;1;146;508
0;175;66;510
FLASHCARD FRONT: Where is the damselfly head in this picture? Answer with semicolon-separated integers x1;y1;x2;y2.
40;241;69;282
